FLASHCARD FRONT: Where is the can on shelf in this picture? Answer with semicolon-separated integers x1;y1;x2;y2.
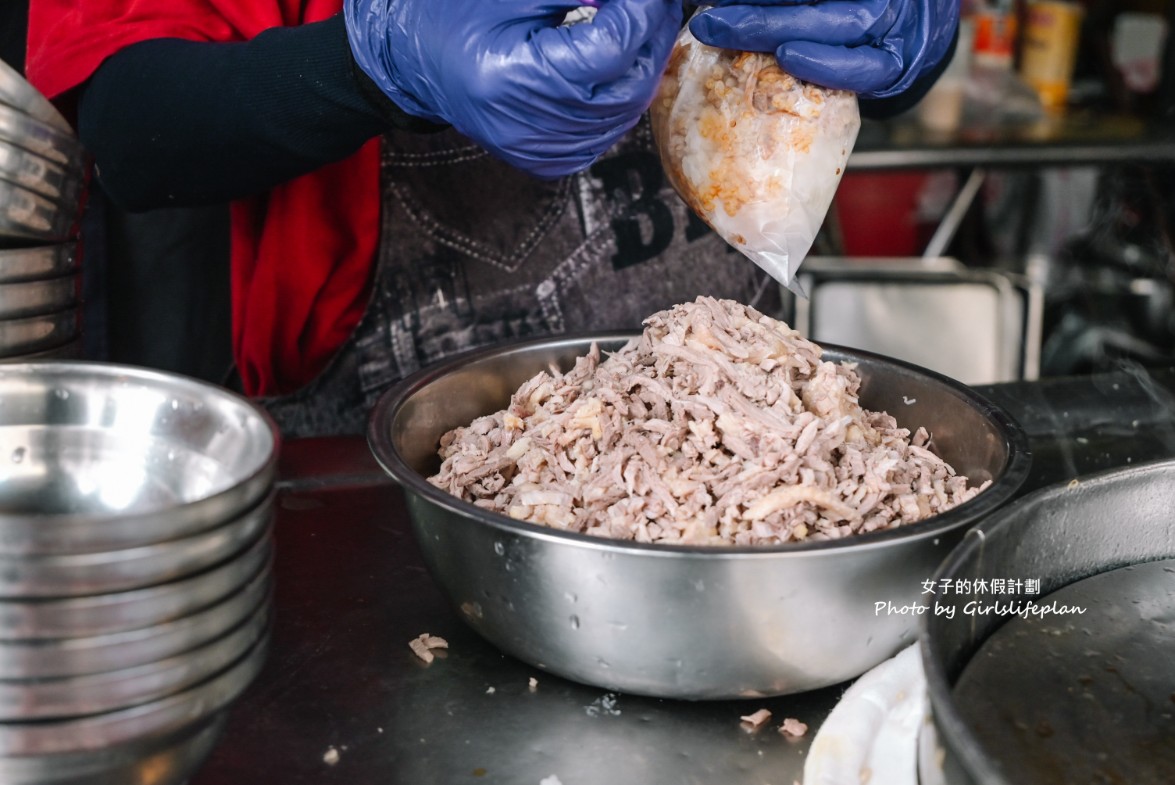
1019;1;1085;111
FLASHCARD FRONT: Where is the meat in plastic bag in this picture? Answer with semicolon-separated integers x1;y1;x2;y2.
651;27;861;293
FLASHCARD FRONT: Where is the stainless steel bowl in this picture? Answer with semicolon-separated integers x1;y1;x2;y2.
0;244;77;283
0;274;77;319
3;337;82;361
0;59;72;134
0;308;79;359
0;179;75;243
0;532;270;639
0;140;82;203
0;362;279;554
0;632;267;757
0;103;84;170
0;712;227;785
368;333;1031;699
0;600;269;720
919;459;1175;785
0;559;271;679
0;492;272;598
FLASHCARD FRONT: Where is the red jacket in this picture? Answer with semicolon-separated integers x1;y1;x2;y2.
27;0;379;396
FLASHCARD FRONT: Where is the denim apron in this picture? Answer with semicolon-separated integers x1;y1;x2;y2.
262;118;781;437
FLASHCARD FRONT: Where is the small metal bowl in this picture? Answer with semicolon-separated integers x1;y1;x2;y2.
2;337;82;361
0;179;76;244
0;244;78;283
0;59;72;134
0;103;84;170
0;308;79;359
0;492;272;598
0;559;271;679
0;275;77;320
919;459;1175;785
0;600;269;720
0;532;270;640
0;632;267;758
0;140;82;204
369;333;1031;699
0;362;279;554
0;712;228;785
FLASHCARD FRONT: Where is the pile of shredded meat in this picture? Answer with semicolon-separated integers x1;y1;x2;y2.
430;297;988;546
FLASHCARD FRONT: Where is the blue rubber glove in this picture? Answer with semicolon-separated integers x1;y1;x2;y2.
345;0;683;179
688;0;960;99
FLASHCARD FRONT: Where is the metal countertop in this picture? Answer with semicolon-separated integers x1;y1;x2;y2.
188;367;1175;785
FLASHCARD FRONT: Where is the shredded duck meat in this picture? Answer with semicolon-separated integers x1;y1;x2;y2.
430;297;987;546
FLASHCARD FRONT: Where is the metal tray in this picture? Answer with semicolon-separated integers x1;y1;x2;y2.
0;59;72;134
0;179;75;243
0;139;82;203
0;244;77;283
0;308;79;359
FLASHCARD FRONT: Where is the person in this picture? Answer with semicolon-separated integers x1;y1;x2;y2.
26;0;959;438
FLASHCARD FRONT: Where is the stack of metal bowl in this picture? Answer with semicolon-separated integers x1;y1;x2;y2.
0;362;279;785
0;60;84;363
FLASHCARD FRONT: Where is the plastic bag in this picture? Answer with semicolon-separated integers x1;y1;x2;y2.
651;27;861;293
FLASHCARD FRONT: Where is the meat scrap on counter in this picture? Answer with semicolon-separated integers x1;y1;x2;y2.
431;297;987;546
779;717;809;738
409;633;449;664
740;708;772;730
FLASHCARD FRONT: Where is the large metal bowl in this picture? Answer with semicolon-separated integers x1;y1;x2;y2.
0;103;84;170
368;333;1031;699
0;362;279;554
919;459;1175;785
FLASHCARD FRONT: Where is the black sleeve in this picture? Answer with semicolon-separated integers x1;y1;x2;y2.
77;13;441;212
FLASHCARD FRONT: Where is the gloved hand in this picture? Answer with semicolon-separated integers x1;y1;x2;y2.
345;0;683;179
688;0;960;99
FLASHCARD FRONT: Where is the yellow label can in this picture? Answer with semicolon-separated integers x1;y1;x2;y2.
1020;1;1085;111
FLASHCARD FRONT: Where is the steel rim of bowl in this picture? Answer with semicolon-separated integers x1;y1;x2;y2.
0;274;77;320
0;141;81;203
0;632;269;757
0;60;72;134
0;531;272;640
0;308;79;361
0;712;227;785
918;458;1175;785
2;337;82;362
0;179;74;244
0;564;272;680
0;244;77;284
368;331;1033;558
0;361;280;554
0;599;270;721
0;491;274;599
0;102;84;169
